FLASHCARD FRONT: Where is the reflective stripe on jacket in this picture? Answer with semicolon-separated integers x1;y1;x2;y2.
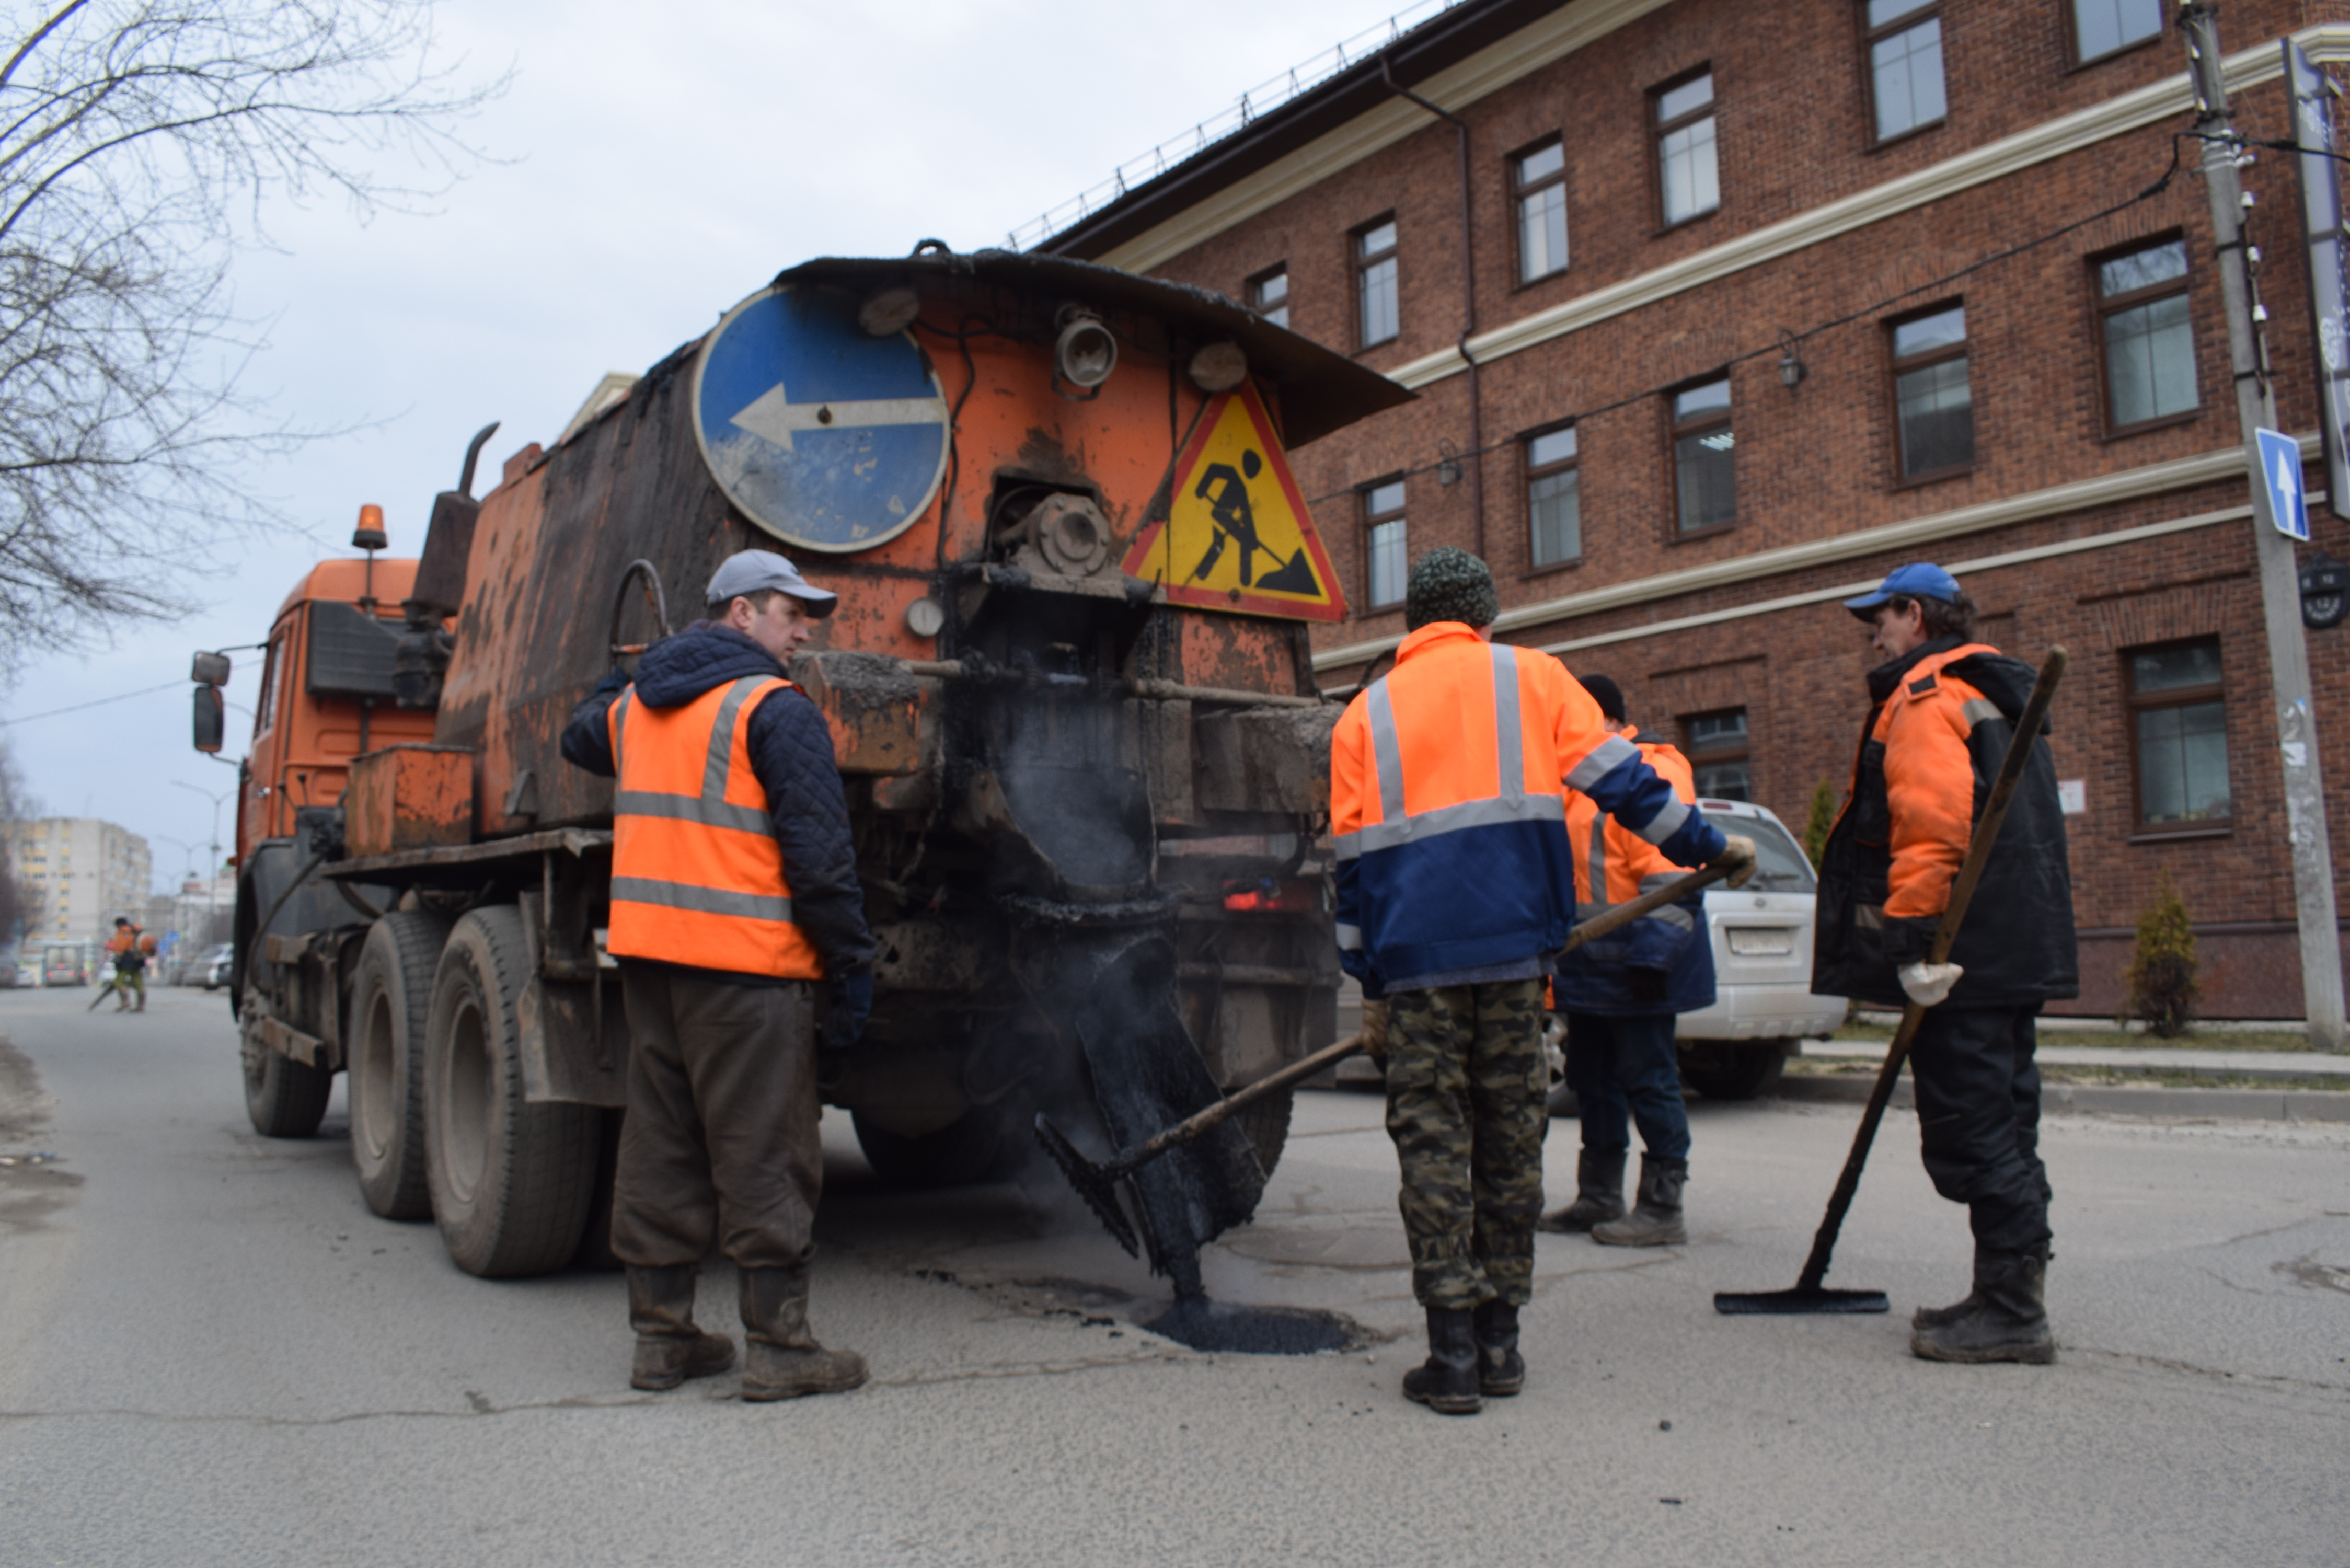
1552;732;1714;1016
1330;623;1725;996
1812;638;2079;1008
606;673;824;979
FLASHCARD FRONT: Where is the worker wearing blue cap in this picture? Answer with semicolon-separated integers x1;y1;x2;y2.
1813;563;2078;1364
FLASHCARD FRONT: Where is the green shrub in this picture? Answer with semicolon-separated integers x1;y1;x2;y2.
2124;869;2199;1038
1801;779;1838;869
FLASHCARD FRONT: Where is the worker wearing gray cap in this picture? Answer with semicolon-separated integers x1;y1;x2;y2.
562;548;876;1400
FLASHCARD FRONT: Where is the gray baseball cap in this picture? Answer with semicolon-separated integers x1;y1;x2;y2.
705;549;838;618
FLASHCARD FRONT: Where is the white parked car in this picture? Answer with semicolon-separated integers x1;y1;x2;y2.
1673;798;1848;1098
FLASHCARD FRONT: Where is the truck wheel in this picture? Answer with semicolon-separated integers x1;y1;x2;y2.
240;1003;333;1138
348;910;450;1221
423;906;598;1277
1232;1088;1291;1180
852;1098;1030;1188
1679;1042;1789;1101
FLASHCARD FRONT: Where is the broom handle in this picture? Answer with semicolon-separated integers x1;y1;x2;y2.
1793;648;2069;1294
1107;861;1736;1179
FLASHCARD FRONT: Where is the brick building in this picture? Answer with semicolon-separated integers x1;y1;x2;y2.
1035;0;2350;1018
5;817;153;947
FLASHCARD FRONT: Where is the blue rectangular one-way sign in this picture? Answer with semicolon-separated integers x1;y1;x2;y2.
2256;428;2311;541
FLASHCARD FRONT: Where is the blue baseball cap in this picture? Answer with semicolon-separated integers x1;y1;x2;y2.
1845;562;1961;620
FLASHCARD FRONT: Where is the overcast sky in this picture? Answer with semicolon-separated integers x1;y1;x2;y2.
3;0;1393;893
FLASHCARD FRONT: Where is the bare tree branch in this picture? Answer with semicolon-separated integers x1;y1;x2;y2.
0;0;505;667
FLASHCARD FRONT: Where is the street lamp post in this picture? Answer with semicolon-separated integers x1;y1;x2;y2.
172;781;234;946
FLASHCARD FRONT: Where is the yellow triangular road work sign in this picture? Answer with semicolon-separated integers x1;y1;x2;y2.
1122;384;1346;622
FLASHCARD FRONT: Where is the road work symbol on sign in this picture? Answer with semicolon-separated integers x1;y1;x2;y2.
692;285;949;555
1122;383;1346;621
2256;427;2311;541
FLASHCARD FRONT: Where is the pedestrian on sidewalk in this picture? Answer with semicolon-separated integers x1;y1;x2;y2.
1538;675;1711;1248
1813;563;2079;1364
1332;549;1754;1416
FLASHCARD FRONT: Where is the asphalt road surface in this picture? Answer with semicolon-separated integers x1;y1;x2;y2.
1;984;2343;1567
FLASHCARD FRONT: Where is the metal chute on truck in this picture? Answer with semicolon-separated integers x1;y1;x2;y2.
199;249;1413;1284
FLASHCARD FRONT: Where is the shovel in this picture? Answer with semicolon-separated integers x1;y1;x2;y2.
1038;859;1738;1257
1714;647;2068;1316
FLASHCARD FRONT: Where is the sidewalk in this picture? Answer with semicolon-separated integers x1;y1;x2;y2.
1787;1039;2350;1122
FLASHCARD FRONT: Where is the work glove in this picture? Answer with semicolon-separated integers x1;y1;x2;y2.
1897;960;1964;1008
1358;998;1390;1069
824;970;874;1051
1710;834;1758;890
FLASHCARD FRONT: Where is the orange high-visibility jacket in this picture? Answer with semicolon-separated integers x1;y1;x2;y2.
1813;640;2078;1008
1331;624;1721;994
605;674;824;980
1555;730;1714;1014
1568;730;1697;909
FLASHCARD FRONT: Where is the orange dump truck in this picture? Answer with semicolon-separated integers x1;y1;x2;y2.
196;250;1411;1286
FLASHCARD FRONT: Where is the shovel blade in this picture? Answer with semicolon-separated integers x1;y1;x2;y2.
1033;1112;1141;1258
1713;1287;1891;1316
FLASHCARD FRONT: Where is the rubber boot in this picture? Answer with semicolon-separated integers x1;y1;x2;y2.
1470;1300;1524;1398
1536;1148;1626;1234
1909;1249;2055;1364
133;989;145;1013
739;1266;868;1401
1401;1306;1481;1415
1591;1155;1687;1247
627;1265;735;1392
1911;1282;1983;1330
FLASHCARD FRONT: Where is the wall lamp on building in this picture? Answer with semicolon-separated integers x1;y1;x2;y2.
1435;439;1462;487
1777;330;1807;390
2301;551;2348;630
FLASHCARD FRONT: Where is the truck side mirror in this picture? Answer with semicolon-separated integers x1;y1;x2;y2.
193;684;225;753
191;651;231;685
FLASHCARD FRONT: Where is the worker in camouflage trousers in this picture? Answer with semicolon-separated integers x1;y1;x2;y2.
1335;549;1753;1416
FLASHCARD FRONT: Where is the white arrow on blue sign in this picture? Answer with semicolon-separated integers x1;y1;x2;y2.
692;286;949;554
2255;428;2311;542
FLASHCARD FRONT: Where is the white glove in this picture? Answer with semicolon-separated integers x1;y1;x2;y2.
1898;960;1964;1008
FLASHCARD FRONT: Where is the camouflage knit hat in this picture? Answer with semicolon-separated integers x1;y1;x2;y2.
1404;547;1500;631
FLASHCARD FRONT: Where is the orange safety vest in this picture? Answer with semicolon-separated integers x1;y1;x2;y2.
606;675;824;980
1567;729;1699;912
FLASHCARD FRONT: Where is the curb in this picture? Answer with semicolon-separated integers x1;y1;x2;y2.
1772;1074;2350;1124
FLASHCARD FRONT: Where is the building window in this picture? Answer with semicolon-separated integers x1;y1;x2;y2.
1514;139;1569;283
1865;1;1946;142
1684;709;1752;801
1250;266;1289;330
2127;640;2231;830
1654;70;1719;227
2097;238;2197;433
1669;376;1735;533
1525;425;1581;567
1355;218;1399;348
1364;480;1408;609
1888;303;1973;480
2071;0;2161;65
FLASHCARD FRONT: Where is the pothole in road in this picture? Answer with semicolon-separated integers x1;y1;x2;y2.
927;1270;1370;1355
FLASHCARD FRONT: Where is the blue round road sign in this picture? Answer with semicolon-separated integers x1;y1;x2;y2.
692;286;949;554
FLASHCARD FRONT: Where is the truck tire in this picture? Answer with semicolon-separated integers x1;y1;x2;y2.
423;906;598;1278
1232;1088;1291;1180
1679;1042;1789;1101
852;1098;1031;1189
348;910;450;1221
241;1001;333;1138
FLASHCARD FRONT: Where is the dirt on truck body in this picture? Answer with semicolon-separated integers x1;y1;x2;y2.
200;248;1412;1285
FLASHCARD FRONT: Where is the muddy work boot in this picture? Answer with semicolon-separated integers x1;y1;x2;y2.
1591;1155;1687;1248
1470;1300;1524;1398
627;1265;735;1392
739;1266;868;1402
1401;1306;1482;1415
1537;1149;1627;1234
1910;1249;2055;1364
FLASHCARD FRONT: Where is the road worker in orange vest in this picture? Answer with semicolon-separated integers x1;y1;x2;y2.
562;549;876;1401
1540;674;1714;1248
1334;548;1756;1415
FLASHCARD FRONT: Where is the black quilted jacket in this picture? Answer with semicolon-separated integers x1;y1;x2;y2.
560;622;876;978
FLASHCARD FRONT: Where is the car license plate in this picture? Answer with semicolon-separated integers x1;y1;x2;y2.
1728;927;1795;956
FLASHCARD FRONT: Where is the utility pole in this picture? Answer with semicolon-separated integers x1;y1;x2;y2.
2181;2;2346;1052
